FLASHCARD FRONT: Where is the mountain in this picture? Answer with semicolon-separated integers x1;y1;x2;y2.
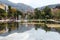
0;0;34;12
38;4;60;10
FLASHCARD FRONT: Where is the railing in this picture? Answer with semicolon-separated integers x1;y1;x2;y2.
0;19;60;22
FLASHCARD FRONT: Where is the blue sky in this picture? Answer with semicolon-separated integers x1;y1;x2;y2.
8;0;60;8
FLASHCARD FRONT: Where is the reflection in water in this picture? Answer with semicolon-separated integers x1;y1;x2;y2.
0;28;60;40
18;24;33;33
0;22;34;36
0;21;60;36
0;21;60;40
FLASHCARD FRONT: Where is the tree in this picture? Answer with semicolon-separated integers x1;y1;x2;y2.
34;8;42;19
43;6;53;19
16;10;22;20
0;8;6;19
8;6;12;18
27;14;33;19
0;8;6;13
10;8;17;19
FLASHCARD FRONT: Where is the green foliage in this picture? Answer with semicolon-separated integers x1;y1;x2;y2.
17;10;22;15
0;8;6;13
16;10;23;19
34;8;42;19
43;6;53;19
8;6;12;18
27;14;34;19
0;8;7;19
8;6;11;13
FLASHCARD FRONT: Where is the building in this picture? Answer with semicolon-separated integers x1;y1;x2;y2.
0;3;8;12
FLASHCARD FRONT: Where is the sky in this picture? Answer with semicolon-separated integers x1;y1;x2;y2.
8;0;60;8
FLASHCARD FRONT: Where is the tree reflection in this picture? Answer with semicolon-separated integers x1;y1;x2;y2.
34;23;51;32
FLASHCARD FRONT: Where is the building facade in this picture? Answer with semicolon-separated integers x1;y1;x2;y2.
0;3;8;12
